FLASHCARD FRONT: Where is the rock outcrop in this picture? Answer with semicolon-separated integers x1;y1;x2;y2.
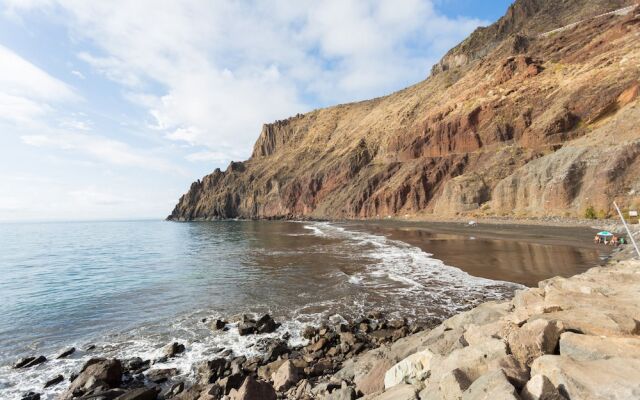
323;259;640;400
169;0;640;222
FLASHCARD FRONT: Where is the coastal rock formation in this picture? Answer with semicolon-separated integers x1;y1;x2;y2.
169;0;640;222
323;259;640;400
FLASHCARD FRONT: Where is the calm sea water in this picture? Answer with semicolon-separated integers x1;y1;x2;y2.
0;220;599;399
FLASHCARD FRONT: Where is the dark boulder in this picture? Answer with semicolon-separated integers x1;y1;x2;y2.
196;358;229;384
44;374;64;388
13;357;35;369
238;321;257;336
115;387;157;400
228;376;276;400
256;314;280;334
57;347;76;359
62;358;122;399
14;355;46;369
163;381;184;398
211;319;227;330
164;342;185;358
218;373;246;394
21;392;40;400
146;368;178;384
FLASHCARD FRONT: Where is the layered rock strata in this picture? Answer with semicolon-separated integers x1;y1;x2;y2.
169;0;640;221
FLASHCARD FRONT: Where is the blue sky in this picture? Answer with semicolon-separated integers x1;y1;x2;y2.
0;0;512;221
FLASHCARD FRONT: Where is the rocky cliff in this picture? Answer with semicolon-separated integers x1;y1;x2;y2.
169;0;640;221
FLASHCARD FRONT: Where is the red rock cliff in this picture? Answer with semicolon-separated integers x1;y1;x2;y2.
169;0;640;221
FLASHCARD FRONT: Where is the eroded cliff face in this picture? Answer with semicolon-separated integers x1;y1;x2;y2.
169;0;640;221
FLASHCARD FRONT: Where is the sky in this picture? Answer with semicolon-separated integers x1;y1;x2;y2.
0;0;513;221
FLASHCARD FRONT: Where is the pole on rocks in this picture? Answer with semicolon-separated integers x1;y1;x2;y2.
614;201;640;258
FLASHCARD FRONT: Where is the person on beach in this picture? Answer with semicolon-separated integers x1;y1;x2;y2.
594;235;601;244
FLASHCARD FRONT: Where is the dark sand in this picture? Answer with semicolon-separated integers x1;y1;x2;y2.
349;221;615;287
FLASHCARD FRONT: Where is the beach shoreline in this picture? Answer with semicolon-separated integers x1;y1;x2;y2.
3;220;636;400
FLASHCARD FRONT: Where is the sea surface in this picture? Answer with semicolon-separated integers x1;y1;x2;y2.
0;220;604;399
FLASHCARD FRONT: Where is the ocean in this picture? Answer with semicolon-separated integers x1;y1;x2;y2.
0;220;602;399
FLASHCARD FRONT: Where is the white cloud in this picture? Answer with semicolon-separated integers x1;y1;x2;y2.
0;43;76;101
3;0;486;162
0;44;79;125
71;69;85;79
21;132;178;172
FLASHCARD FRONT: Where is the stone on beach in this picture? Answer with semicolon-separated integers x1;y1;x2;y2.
164;342;186;358
461;370;519;400
384;349;436;389
57;347;76;359
21;392;40;400
355;358;395;395
531;355;640;400
116;387;158;400
507;319;563;367
228;375;276;400
368;383;418;400
520;374;566;400
62;358;122;399
146;368;178;383
43;374;64;388
272;360;300;391
14;355;46;369
558;331;640;361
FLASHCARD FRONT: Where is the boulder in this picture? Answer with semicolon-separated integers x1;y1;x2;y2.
520;374;566;400
211;319;227;330
44;374;64;388
14;355;46;369
302;326;317;339
256;314;279;334
530;309;639;337
321;386;356;400
306;358;334;377
229;376;276;400
196;359;228;384
63;358;122;399
370;384;418;400
443;302;509;331
272;360;300;392
308;338;328;353
238;321;257;336
218;373;246;395
461;370;519;400
21;392;40;400
438;368;471;399
14;357;36;369
531;355;640;399
257;359;286;381
559;332;640;361
164;381;185;398
487;355;530;389
164;342;186;358
116;387;158;400
507;319;563;367
384;349;436;389
355;358;395;395
146;368;178;383
57;347;76;359
431;339;507;382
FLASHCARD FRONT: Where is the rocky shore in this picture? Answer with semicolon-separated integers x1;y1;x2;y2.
11;258;640;400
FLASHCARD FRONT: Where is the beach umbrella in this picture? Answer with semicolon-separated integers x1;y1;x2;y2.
597;231;614;237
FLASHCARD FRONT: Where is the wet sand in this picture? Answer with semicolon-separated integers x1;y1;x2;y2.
349;220;614;287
